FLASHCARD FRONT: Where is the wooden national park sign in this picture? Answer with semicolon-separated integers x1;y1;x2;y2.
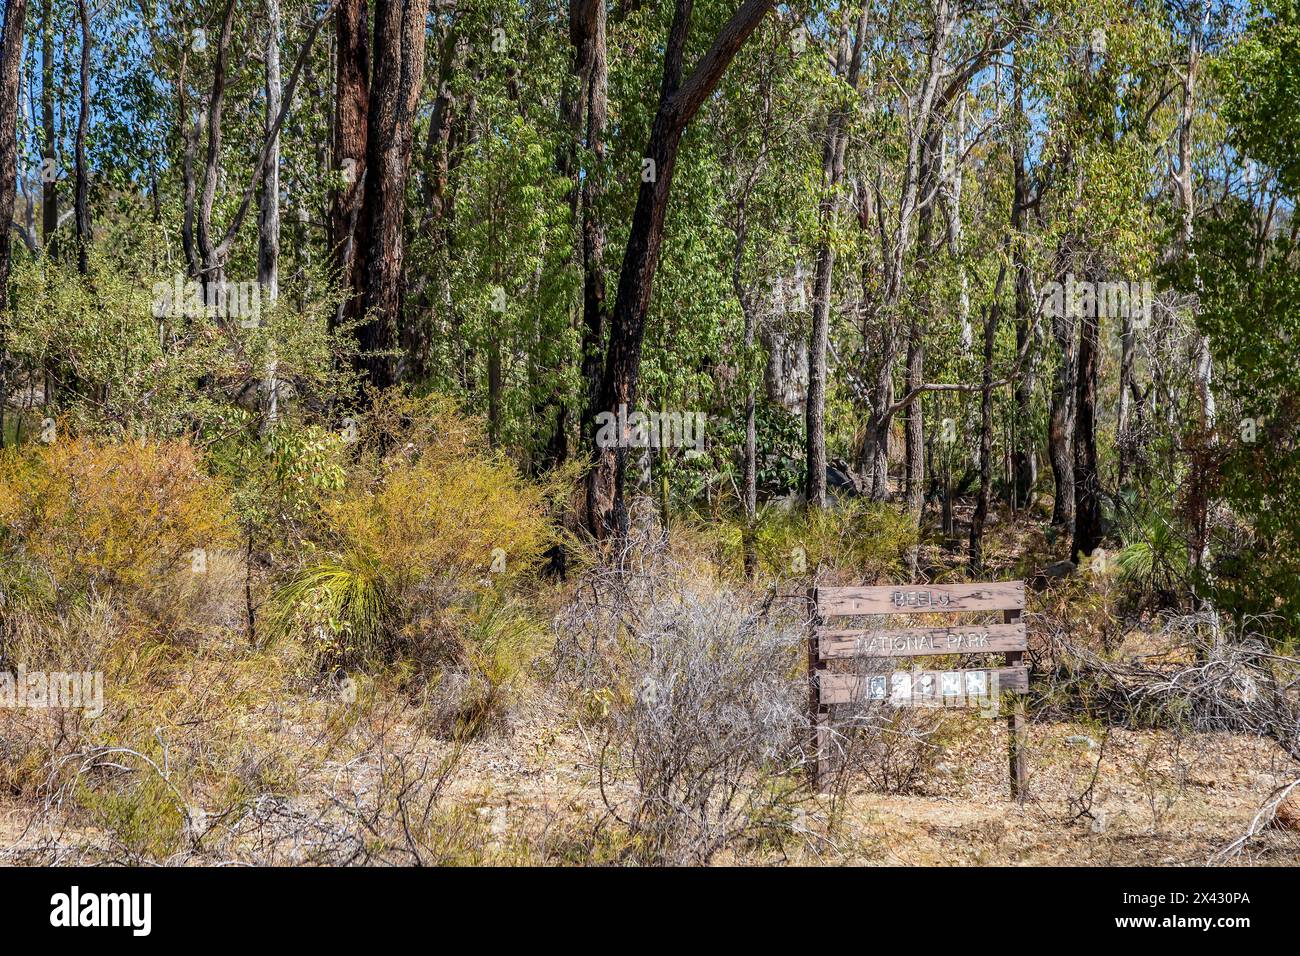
808;581;1029;798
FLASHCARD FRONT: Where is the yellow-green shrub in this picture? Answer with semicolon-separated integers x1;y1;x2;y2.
0;438;238;647
272;393;557;672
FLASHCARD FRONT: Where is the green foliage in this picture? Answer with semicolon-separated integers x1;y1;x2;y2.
1176;1;1300;642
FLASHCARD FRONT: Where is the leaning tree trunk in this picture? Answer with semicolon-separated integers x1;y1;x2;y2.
591;0;776;538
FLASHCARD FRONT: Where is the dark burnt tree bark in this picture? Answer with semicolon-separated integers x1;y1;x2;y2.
1071;285;1103;561
969;264;1007;576
350;0;430;393
591;0;777;538
0;0;26;448
74;0;91;275
566;0;611;522
329;0;370;332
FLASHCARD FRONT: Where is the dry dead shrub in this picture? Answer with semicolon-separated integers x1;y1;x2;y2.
558;530;809;864
839;704;959;795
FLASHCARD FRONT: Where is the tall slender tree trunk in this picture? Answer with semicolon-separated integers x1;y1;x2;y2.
1048;256;1076;530
259;0;282;299
259;0;283;429
1179;0;1214;586
40;0;56;254
330;0;370;333
74;0;91;276
808;3;870;508
906;126;941;519
572;0;611;533
1010;79;1037;509
1071;294;1102;560
1116;307;1135;487
0;0;27;449
860;0;953;502
969;292;1002;575
804;11;854;511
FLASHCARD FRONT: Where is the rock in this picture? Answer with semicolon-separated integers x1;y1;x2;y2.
826;461;860;497
1043;560;1076;579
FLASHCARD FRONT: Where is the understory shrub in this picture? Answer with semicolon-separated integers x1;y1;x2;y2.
270;394;557;681
558;535;808;864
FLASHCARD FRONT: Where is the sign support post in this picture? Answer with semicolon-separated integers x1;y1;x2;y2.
1005;606;1028;800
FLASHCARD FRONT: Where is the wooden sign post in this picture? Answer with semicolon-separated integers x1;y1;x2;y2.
808;581;1028;799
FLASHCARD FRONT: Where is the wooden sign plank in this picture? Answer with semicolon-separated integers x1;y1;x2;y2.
817;622;1026;659
818;666;1028;706
817;581;1024;617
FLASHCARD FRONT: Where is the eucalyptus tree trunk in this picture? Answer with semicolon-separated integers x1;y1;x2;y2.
905;126;942;518
259;0;282;299
1010;78;1037;510
807;3;869;509
859;0;953;501
969;294;1002;575
259;0;282;428
0;0;26;448
592;0;776;538
1071;297;1102;560
74;0;91;275
330;0;370;333
1179;0;1215;585
1048;248;1076;531
351;0;430;392
41;0;56;254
